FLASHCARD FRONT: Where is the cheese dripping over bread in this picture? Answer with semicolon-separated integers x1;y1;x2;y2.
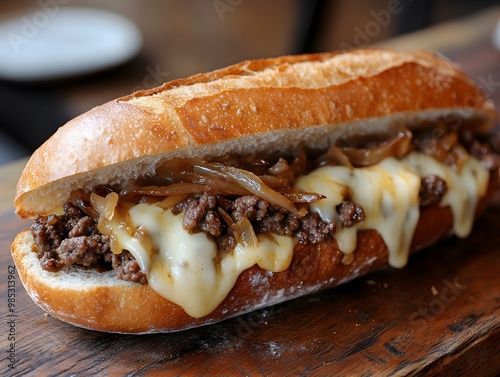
94;152;488;318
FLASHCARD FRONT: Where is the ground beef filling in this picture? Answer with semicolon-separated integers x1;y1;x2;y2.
336;201;366;227
419;175;448;207
31;130;499;283
31;168;459;283
32;192;353;282
31;125;500;283
31;202;147;283
171;193;337;253
31;170;450;283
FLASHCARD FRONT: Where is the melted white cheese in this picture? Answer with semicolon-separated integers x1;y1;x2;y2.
113;205;296;318
295;156;421;268
103;152;489;317
404;153;489;237
296;153;489;268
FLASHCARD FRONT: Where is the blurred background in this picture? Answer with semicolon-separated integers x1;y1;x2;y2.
0;0;499;165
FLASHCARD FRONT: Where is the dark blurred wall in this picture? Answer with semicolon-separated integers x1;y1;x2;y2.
0;0;498;163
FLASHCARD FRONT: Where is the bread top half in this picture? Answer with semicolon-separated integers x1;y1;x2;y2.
14;49;497;217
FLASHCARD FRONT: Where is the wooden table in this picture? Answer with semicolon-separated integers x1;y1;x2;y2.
2;10;500;377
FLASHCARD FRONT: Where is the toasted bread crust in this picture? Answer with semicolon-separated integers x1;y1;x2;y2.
14;49;496;217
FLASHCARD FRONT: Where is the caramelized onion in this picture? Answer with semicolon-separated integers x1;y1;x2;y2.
156;194;188;210
415;129;468;171
281;191;325;203
116;156;323;213
90;192;124;255
268;155;307;185
194;163;304;217
338;128;413;167
121;181;248;198
69;193;99;219
104;192;119;220
217;209;257;247
90;192;118;223
197;178;249;196
234;217;258;247
440;131;459;151
322;147;353;168
122;183;209;197
419;138;448;162
217;207;234;227
268;157;290;175
90;193;106;216
445;144;469;171
259;175;290;189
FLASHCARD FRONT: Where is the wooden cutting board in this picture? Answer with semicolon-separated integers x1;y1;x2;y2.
1;190;499;376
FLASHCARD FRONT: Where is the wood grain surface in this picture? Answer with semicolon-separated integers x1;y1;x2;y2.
0;158;28;214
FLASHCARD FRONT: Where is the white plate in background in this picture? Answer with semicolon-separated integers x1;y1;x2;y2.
493;19;500;50
0;7;143;81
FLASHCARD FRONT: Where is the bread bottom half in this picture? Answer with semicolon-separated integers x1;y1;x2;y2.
12;180;496;334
